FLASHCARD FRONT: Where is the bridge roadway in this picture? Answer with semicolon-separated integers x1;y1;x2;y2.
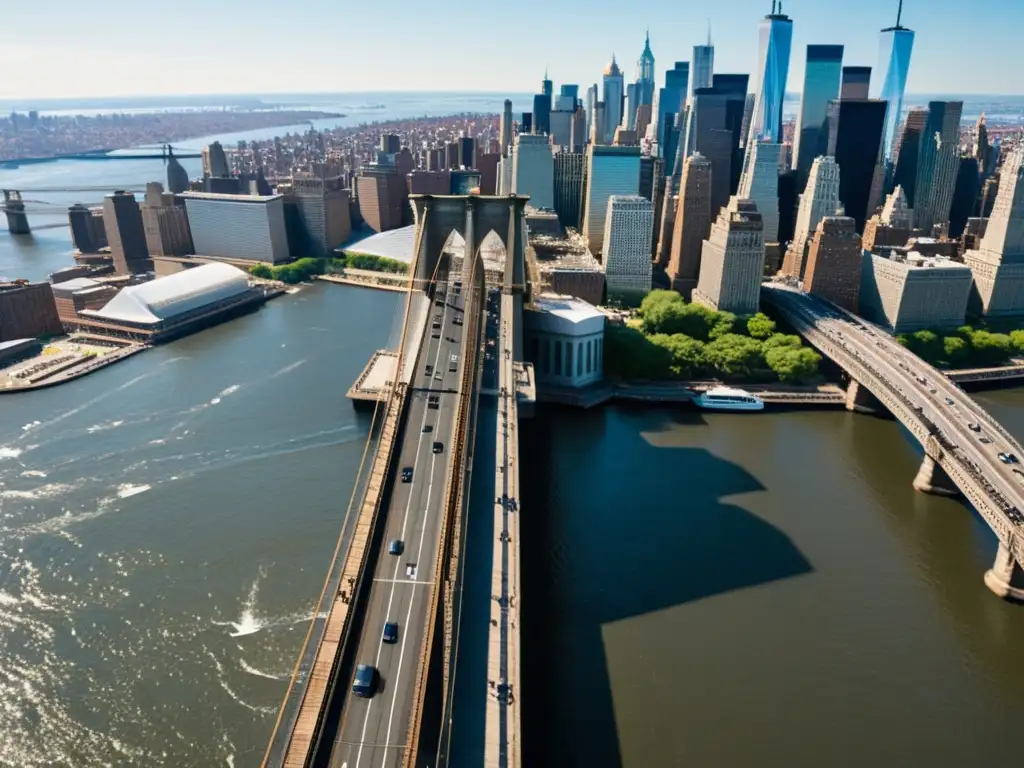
327;268;467;768
764;284;1024;590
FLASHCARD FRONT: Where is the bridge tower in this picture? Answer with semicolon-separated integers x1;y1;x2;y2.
985;540;1024;602
3;190;30;234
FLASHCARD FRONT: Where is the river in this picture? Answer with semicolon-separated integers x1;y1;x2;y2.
2;103;1024;766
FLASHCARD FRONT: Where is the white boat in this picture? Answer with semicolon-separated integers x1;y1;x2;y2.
693;386;765;412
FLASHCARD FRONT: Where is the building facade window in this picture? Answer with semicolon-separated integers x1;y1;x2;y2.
565;341;573;379
586;339;593;373
554;339;563;377
541;338;550;375
577;341;584;377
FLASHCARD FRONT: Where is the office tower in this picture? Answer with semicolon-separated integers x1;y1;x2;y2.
827;98;887;232
542;70;553;107
283;176;351;256
974;114;994;176
776;169;799;255
0;282;62;342
964;146;1024;316
891;107;928;204
602;56;624;144
613;128;638;147
182;192;289;263
165;147;190;194
500;99;513;157
203;141;231;178
380;133;401;154
426;148;439;171
592;102;606;146
521;113;533;135
693;196;766;315
554;152;585;228
713;74;750;195
533;93;551;135
738;141;781;243
657;62;689;160
67;203;107;253
688;35;715;105
583;145;641;254
860;251;972;332
639;156;656;202
497;157;513;195
666;153;713;297
445;141;459;170
602;196;654;301
570;106;587;152
103;191;151;275
458;137;476;169
802;216;863;311
913;101;964;233
871;0;915;182
511;134;554;209
550;108;573;147
862;185;922;251
141;182;193;258
637;31;656;106
408;170;451;195
558;84;580;111
355;171;406;233
748;1;794;144
782;156;842;278
949;157;981;238
840;66;871;100
585;84;598;138
792;45;843;182
477;153;500;195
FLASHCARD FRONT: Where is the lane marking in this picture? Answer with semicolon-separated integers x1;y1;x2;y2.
372;578;434;585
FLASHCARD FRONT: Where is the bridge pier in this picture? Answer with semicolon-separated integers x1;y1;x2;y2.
912;454;961;497
984;541;1024;602
3;191;30;234
845;379;880;413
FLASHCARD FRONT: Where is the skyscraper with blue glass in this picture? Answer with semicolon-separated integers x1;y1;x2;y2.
871;0;915;178
747;1;793;144
792;45;843;181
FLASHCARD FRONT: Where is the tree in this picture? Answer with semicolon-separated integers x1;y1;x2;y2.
707;311;738;340
942;335;971;367
765;346;821;383
249;263;273;279
704;334;765;378
763;333;803;350
603;326;673;379
650;333;706;377
909;329;942;364
1010;330;1024;354
969;330;1014;366
746;312;777;340
638;290;685;333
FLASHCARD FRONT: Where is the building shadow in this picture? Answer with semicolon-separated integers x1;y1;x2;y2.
519;405;813;768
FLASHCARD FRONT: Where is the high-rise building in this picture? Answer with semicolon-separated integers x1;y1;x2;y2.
871;0;915;182
913;101;964;233
166;147;190;194
570;106;588;153
542;70;553;107
802;216;863;311
497;157;513;195
583;145;641;254
500;99;513;158
141;182;193;258
550;109;573;147
445;141;459;170
512;134;554;209
693;196;766;315
103;191;151;275
949;157;981;238
380;134;401;154
592;102;606;146
585;84;598;139
840;66;871;100
860;251;972;332
602;56;624;144
477;153;500;195
862;185;923;251
408;170;452;196
458;137;477;169
688;35;715;106
637;31;656;106
182;192;290;264
666;153;713;297
356;170;406;233
713;74;751;195
0;281;63;342
891;107;929;205
203;141;231;178
781;156;842;279
738;141;781;243
559;84;580;111
602;196;654;301
623;84;638;132
283;176;352;256
554;152;585;229
67;203;107;253
964;146;1024;316
657;62;690;161
748;2;794;144
827;98;888;232
792;45;844;182
533;93;551;135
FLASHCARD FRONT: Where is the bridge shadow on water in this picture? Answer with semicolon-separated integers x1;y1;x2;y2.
517;404;813;768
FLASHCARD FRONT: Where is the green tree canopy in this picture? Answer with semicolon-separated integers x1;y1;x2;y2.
248;263;273;279
705;334;765;378
763;333;803;350
1010;330;1024;354
746;312;777;340
765;346;822;383
969;330;1014;366
649;333;706;377
942;335;971;366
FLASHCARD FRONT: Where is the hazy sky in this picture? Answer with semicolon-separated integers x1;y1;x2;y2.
2;0;1020;100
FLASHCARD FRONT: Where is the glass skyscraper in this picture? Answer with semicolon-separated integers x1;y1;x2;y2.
748;5;793;144
871;4;915;180
792;45;844;181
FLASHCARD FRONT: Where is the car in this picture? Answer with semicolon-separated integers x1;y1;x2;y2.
382;621;399;644
352;664;377;697
401;466;413;483
944;397;955;406
433;441;444;454
422;424;433;433
431;332;441;339
1010;454;1021;465
980;437;993;445
999;453;1012;464
389;539;404;555
453;316;463;326
434;372;443;381
428;394;440;410
425;364;433;375
968;423;981;432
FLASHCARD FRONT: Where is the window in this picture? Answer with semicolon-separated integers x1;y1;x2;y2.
565;341;573;379
541;338;550;375
530;336;540;364
586;340;592;373
577;341;583;377
554;339;563;377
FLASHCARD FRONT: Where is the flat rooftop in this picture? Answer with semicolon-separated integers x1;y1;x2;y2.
181;191;282;203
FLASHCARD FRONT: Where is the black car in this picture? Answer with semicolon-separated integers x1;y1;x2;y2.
432;441;444;454
425;364;433;376
401;466;413;482
352;664;377;697
422;424;433;433
382;621;399;644
389;539;404;555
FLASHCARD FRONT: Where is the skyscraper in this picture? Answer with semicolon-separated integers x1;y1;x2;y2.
738;141;782;243
67;204;107;254
141;182;193;258
542;70;553;108
965;146;1024;316
688;33;715;106
803;216;862;311
602;56;624;144
713;73;751;195
283;176;352;257
781;156;842;279
657;62;689;161
871;0;915;183
165;147;190;194
913;101;964;233
459;137;477;169
602;196;654;301
533;93;551;135
827;98;888;232
748;1;794;144
637;31;656;106
693;197;766;315
511;134;555;209
103;191;151;275
792;45;843;182
380;134;401;154
666;153;713;297
583;145;641;254
554;151;586;229
840;66;871;100
949;157;981;238
203;141;231;178
356;171;405;233
500;99;513;158
891;107;929;205
585;84;598;139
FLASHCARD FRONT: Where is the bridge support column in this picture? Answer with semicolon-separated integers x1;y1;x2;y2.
845;379;880;413
984;542;1024;602
912;454;960;497
3;191;30;234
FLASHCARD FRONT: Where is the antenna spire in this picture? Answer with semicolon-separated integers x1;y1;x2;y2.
707;19;712;46
771;0;777;14
897;0;904;27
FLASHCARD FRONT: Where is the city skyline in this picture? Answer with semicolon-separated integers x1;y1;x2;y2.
2;0;1022;100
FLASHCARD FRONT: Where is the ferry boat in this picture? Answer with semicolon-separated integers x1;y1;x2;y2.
693;386;765;412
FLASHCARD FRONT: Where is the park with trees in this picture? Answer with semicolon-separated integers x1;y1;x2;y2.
896;326;1024;369
248;253;408;284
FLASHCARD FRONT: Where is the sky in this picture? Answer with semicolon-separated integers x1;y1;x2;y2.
1;0;1021;100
